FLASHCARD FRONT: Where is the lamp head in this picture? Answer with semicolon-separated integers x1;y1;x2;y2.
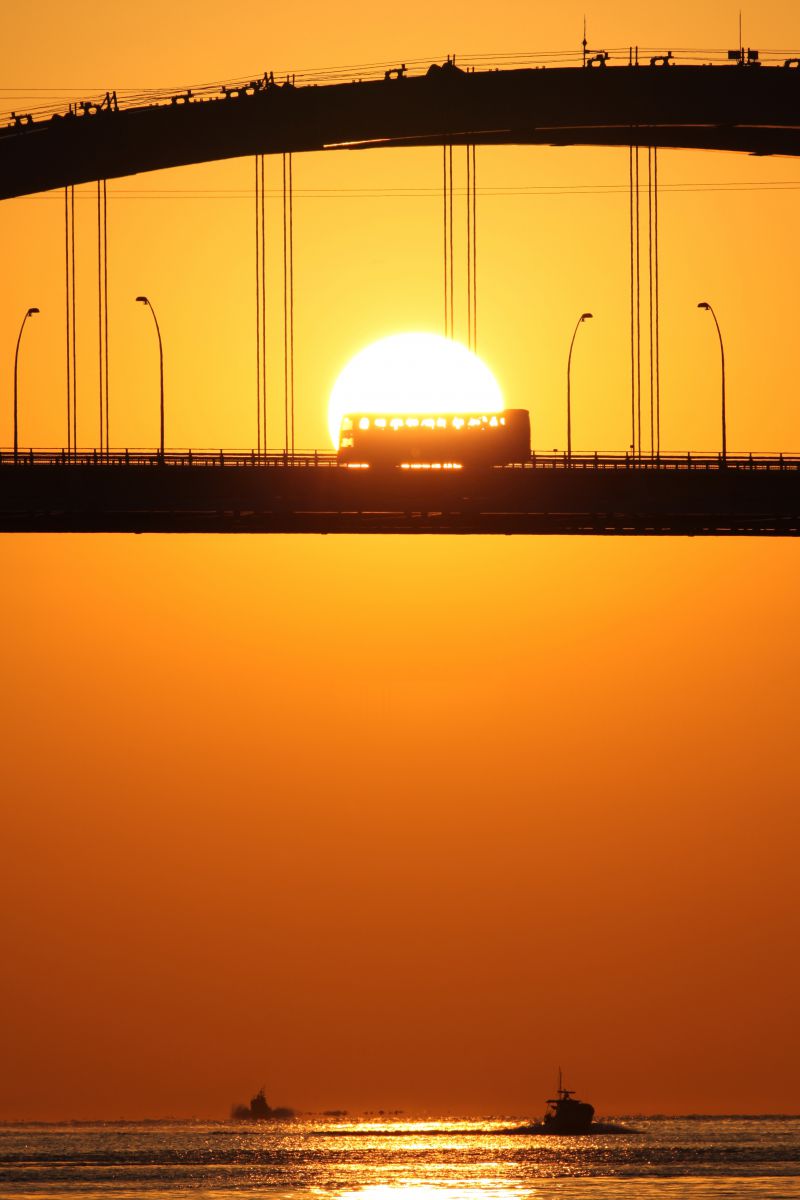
697;302;710;310
136;295;149;305
581;312;593;321
28;307;39;316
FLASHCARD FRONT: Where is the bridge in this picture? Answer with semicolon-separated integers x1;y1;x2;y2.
3;48;800;535
2;452;798;535
3;49;800;196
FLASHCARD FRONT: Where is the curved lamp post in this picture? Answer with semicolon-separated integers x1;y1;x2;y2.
136;295;165;457
697;301;726;464
567;312;593;461
13;307;40;460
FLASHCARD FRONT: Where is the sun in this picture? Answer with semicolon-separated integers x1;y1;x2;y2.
328;332;504;447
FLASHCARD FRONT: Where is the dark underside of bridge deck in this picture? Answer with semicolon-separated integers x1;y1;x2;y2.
2;460;799;534
3;63;800;199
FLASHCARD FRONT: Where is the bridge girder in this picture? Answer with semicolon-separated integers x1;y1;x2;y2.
2;64;800;199
2;458;800;536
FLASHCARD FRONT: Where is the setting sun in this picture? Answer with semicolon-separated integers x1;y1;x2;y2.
327;332;504;447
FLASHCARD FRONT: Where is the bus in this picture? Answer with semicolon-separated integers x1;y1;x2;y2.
337;409;531;467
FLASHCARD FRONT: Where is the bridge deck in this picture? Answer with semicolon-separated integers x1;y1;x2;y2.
2;453;799;535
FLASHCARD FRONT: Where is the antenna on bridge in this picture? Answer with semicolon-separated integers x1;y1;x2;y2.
739;9;743;59
582;15;587;67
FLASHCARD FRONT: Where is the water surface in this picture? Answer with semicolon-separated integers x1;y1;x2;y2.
1;1116;798;1198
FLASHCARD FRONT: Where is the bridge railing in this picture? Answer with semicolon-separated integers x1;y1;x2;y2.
1;449;799;471
4;46;800;130
0;448;339;468
526;452;800;471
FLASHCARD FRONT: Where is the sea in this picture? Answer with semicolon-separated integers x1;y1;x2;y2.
1;1117;799;1199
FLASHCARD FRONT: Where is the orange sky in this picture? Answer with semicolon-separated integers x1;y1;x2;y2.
1;0;799;1120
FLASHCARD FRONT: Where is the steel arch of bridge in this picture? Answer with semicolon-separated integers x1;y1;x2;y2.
2;58;800;199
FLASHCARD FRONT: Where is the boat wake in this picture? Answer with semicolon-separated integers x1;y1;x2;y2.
312;1121;638;1138
503;1120;637;1136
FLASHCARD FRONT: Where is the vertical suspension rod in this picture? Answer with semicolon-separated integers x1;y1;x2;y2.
64;187;72;456
255;155;262;455
629;146;636;459
442;145;449;337
289;152;295;454
472;143;477;352
70;185;77;455
282;153;289;453
654;147;661;455
103;179;109;454
282;153;295;454
648;148;655;459
634;144;642;459
260;154;267;454
97;181;105;454
448;144;454;339
466;144;472;349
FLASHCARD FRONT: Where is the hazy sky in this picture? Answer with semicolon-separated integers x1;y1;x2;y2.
1;0;798;1119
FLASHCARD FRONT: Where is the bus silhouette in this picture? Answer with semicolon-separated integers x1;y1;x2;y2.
337;410;531;467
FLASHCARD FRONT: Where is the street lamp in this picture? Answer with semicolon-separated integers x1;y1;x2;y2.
567;312;593;461
697;301;726;464
13;307;40;461
136;295;165;457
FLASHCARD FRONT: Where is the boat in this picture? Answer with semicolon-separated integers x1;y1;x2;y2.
231;1087;295;1121
542;1070;595;1134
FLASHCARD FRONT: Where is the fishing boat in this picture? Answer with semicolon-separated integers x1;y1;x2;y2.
542;1070;595;1133
231;1087;294;1121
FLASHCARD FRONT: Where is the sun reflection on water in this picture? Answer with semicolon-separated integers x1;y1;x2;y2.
328;1187;528;1200
3;1117;799;1200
